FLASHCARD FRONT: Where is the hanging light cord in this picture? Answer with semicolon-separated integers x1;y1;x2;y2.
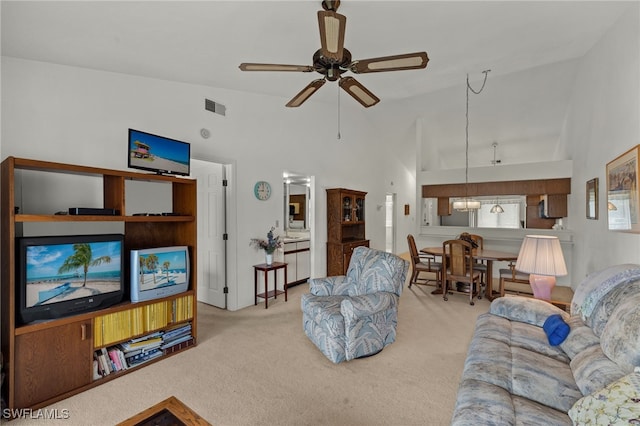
464;70;491;202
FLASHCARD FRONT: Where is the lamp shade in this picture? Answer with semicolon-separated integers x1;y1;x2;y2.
515;235;567;277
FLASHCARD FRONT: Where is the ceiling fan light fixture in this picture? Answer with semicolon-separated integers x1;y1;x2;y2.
339;77;380;107
286;79;326;107
318;11;346;61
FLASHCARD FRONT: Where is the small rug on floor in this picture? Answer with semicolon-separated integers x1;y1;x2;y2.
117;396;212;426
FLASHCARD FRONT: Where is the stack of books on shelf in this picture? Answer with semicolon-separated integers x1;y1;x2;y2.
93;346;128;379
161;322;193;354
118;332;164;368
93;322;194;380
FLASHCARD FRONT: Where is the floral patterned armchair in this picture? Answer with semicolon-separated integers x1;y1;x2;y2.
301;246;409;363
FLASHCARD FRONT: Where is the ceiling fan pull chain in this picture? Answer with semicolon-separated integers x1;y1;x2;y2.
337;82;341;140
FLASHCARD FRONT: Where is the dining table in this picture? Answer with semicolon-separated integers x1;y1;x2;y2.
420;246;518;301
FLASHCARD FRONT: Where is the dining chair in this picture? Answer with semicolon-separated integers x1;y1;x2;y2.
406;234;442;290
467;233;488;292
442;239;482;305
498;261;531;297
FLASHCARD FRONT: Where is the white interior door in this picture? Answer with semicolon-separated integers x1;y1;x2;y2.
192;159;226;308
385;193;396;253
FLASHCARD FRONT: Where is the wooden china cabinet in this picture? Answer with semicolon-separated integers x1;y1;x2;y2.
326;188;369;275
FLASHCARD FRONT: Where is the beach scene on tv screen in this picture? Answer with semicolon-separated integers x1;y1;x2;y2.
25;241;122;308
136;250;187;292
129;131;189;175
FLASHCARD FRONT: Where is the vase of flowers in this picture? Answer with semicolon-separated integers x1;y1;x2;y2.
250;227;283;265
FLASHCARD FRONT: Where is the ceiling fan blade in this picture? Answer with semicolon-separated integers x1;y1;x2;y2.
286;79;326;108
317;10;346;62
339;76;380;108
239;63;314;72
350;52;429;74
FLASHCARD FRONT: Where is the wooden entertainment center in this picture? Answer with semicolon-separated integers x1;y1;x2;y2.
0;157;198;412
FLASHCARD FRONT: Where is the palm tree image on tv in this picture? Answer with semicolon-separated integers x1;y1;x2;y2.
144;253;159;284
163;261;171;279
25;240;122;308
136;250;186;291
58;243;112;287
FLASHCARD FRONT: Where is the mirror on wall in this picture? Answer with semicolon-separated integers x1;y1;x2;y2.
283;172;311;232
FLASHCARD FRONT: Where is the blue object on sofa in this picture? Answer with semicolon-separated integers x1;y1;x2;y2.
301;246;409;363
543;314;570;346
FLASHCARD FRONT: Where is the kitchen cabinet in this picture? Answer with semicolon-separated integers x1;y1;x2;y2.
284;240;310;286
326;188;369;275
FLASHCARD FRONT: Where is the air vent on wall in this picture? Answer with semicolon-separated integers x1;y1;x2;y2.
205;99;226;116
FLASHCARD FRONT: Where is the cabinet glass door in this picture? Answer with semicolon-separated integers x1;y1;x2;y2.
342;196;353;222
355;197;365;222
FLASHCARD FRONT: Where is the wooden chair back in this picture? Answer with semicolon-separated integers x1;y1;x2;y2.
443;239;474;280
442;239;482;305
467;234;484;250
407;234;442;289
407;234;420;266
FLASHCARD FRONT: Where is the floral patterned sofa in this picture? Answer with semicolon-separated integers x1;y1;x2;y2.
451;264;640;425
301;246;408;363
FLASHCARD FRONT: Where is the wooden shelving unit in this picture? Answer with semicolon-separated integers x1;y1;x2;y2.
1;157;198;411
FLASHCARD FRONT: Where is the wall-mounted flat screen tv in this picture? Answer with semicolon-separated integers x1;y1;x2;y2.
16;234;125;324
128;128;190;176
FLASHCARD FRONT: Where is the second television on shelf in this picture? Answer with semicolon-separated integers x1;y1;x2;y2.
128;128;191;176
130;246;190;302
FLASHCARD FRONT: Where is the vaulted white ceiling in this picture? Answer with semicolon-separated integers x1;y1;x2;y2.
1;1;632;107
2;1;635;171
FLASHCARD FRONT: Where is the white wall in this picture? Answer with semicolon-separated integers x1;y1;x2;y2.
561;7;640;283
0;57;404;310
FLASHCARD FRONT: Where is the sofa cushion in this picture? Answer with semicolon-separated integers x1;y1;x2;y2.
511;346;581;412
473;313;568;363
571;265;640;335
559;315;601;359
462;314;578;412
571;264;640;316
585;280;640;337
568;368;640;425
452;379;571;426
570;344;626;396
601;291;640;373
490;295;569;327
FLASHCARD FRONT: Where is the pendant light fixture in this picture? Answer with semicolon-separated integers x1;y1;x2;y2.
490;142;504;213
454;70;490;212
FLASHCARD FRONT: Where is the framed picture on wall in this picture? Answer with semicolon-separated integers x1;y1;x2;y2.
586;178;598;220
607;145;640;232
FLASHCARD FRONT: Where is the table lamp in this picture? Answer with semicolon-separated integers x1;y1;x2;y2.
515;235;567;301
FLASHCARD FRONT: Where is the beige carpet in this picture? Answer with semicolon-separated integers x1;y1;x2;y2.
11;275;490;426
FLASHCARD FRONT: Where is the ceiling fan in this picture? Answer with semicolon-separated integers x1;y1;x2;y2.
238;0;429;108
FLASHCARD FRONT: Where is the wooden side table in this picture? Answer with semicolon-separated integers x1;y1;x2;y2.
254;262;288;309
